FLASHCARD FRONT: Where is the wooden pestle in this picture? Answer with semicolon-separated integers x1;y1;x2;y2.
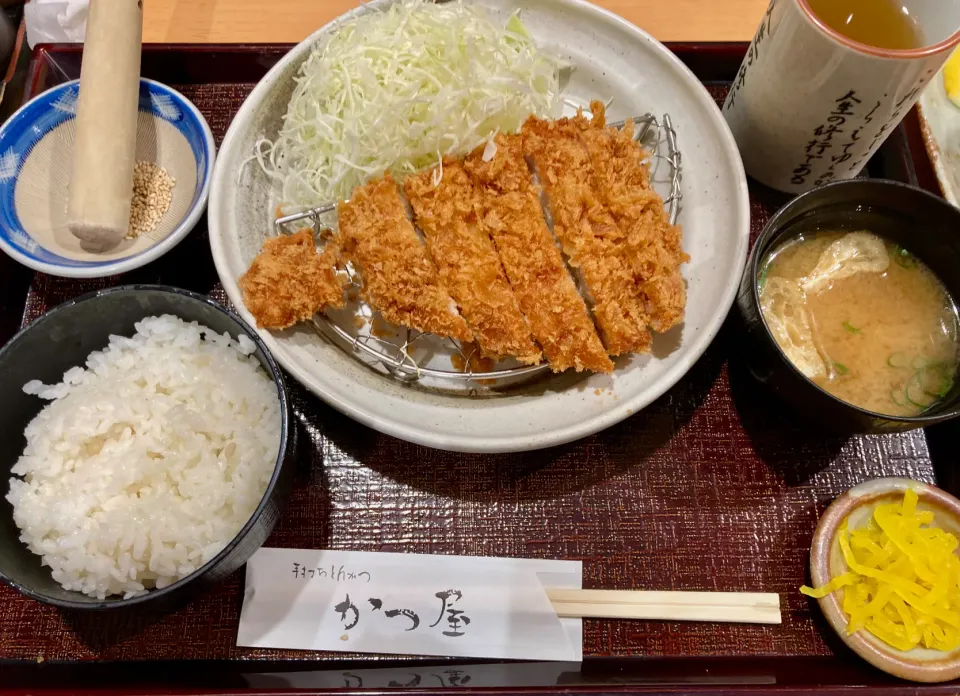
66;0;143;251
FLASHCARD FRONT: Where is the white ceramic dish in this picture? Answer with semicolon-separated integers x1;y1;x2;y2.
208;0;751;453
0;79;215;279
919;66;960;207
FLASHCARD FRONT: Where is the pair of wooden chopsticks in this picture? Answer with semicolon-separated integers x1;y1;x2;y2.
546;589;782;625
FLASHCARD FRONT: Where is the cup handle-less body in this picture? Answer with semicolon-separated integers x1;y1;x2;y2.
66;0;143;251
723;0;960;194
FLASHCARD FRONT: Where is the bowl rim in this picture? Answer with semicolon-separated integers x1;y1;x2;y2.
0;78;217;279
809;477;960;682
0;284;292;610
746;178;960;426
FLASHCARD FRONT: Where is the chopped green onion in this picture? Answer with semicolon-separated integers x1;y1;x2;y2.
891;388;907;407
906;372;938;410
923;378;952;399
887;352;909;369
893;245;918;269
833;361;850;376
842;321;861;334
758;264;770;293
917;363;955;398
912;356;931;370
940;363;958;397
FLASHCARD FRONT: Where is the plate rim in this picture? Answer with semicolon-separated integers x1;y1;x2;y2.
208;0;751;453
917;90;959;207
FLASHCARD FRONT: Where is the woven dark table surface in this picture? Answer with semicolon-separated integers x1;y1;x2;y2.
0;81;938;664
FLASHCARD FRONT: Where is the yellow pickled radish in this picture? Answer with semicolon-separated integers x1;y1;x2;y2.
800;490;960;652
944;48;960;110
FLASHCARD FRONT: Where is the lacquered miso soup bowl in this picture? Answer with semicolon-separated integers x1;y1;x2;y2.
736;179;960;434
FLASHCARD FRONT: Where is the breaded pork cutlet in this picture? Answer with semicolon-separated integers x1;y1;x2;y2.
579;100;688;332
463;134;612;374
239;229;344;330
523;110;653;355
338;175;473;343
404;161;541;365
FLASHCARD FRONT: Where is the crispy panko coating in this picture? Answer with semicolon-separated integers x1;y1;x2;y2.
580;100;689;333
523;110;653;355
405;161;541;364
463;134;612;373
239;229;344;330
338;175;473;343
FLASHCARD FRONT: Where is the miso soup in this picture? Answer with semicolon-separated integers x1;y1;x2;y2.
759;230;959;417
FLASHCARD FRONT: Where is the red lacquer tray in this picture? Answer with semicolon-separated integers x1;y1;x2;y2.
0;42;958;696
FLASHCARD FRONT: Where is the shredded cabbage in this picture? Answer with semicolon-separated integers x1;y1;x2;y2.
257;0;564;209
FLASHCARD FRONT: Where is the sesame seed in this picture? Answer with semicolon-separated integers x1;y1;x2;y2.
127;161;176;240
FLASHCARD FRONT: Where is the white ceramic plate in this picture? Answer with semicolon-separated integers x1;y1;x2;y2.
208;0;750;453
919;66;960;207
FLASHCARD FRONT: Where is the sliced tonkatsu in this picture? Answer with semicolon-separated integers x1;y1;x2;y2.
523;107;652;355
577;100;688;333
463;134;613;373
240;109;687;375
239;229;344;330
337;175;473;343
405;161;541;364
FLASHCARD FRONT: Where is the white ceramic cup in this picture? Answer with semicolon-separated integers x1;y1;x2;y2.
724;0;960;193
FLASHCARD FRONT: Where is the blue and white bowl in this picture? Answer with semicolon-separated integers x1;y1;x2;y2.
0;78;215;278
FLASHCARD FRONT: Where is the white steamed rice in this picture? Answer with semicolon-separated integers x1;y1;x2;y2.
5;315;281;599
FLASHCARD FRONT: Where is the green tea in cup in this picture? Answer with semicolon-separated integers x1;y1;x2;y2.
807;0;922;50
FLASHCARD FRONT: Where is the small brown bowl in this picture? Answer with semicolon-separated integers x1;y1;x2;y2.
810;478;960;683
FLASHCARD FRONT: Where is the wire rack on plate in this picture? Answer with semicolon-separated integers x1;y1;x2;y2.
273;113;683;393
